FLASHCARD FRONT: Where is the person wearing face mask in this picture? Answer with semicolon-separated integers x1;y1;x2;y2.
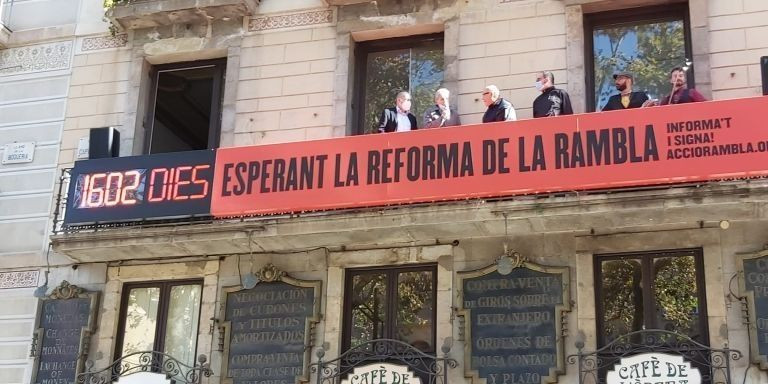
423;88;461;128
659;67;706;105
532;71;573;118
378;91;418;133
601;71;655;111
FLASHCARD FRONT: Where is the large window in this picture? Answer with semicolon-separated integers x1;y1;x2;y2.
585;5;693;111
353;34;444;134
342;265;436;352
144;59;225;154
115;280;203;367
595;248;708;347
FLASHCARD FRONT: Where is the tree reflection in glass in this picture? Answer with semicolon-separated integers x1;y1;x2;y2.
362;41;444;133
120;287;160;365
601;259;643;344
396;271;434;351
592;19;686;110
653;256;699;337
350;272;388;347
349;269;435;352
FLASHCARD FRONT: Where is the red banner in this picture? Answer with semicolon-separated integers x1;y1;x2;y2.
211;96;768;217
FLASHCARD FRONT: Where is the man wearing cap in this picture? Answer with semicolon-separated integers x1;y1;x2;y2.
601;71;654;111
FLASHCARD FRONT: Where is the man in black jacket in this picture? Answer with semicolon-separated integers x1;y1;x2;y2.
378;91;418;133
482;85;516;123
533;71;573;118
601;71;655;111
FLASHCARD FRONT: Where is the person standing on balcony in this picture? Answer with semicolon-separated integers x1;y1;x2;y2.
482;85;516;123
660;67;707;105
601;71;656;111
423;88;461;128
532;71;573;118
378;91;418;133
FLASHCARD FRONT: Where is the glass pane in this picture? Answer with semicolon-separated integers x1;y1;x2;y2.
363;49;410;134
150;66;216;153
592;19;686;110
409;41;445;128
601;259;643;344
350;272;388;347
164;284;202;366
395;270;434;351
120;287;160;363
361;41;444;134
652;256;701;339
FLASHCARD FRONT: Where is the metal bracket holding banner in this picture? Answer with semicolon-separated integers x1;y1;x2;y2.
219;264;322;384
457;255;571;384
31;281;99;384
738;249;768;370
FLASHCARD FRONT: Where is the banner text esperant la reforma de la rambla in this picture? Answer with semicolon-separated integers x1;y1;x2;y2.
210;96;768;217
64;96;768;224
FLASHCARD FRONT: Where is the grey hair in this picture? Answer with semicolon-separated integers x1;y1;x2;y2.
396;91;411;101
484;85;500;100
540;71;554;83
435;88;450;100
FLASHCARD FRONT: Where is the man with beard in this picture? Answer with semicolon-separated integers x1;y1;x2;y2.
660;67;707;105
601;71;655;111
532;71;573;118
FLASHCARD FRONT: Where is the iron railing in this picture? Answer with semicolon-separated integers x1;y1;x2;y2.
310;339;457;384
567;329;742;384
76;351;212;384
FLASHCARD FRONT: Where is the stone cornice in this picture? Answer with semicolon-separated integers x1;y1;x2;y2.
50;180;768;263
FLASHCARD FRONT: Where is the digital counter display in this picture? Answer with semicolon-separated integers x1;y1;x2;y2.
64;150;216;225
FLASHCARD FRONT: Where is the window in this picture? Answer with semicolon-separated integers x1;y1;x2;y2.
585;5;693;111
353;34;444;134
115;280;203;367
342;265;436;352
144;59;225;154
595;248;708;347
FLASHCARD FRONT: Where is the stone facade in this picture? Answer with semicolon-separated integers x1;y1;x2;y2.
1;0;768;383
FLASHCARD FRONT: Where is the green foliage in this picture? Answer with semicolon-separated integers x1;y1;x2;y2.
350;271;433;347
593;20;686;108
601;256;699;343
362;43;444;134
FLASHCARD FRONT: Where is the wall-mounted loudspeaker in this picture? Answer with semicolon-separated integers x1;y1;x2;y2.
88;127;120;159
761;56;768;96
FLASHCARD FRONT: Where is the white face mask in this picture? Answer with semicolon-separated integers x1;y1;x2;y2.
535;81;544;91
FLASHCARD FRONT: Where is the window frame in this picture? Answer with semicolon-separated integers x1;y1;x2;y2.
113;279;204;361
352;33;445;135
143;58;226;154
341;264;438;353
593;248;709;347
583;3;694;112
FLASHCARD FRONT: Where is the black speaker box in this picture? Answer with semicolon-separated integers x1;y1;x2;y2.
88;127;120;159
762;56;768;96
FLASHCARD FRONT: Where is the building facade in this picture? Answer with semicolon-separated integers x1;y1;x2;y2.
1;0;768;383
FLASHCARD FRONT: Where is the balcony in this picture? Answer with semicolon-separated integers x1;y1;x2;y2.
107;0;260;30
49;96;768;262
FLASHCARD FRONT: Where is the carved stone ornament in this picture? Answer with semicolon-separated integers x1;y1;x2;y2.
255;263;285;282
502;248;526;269
48;280;86;299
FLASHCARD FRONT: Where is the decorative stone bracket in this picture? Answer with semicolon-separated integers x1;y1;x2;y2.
106;0;260;30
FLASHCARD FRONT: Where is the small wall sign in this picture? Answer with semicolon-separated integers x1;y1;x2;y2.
340;363;422;384
606;353;701;384
2;142;35;164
